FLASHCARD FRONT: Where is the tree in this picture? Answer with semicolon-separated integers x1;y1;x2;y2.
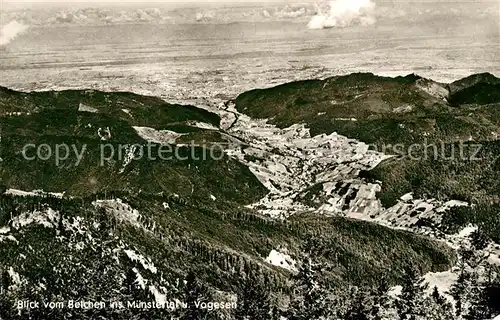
0;267;10;294
465;284;492;320
344;287;371;320
288;256;331;320
235;270;273;320
123;268;141;298
396;266;428;320
450;269;469;318
0;267;13;318
451;242;492;319
470;230;489;251
427;286;454;320
371;276;393;320
181;271;210;320
465;265;498;320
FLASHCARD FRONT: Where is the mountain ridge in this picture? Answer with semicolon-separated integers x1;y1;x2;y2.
0;71;498;319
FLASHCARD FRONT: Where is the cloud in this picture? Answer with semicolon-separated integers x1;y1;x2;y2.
308;0;376;29
0;20;29;46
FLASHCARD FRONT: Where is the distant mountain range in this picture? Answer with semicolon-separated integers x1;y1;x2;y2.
1;1;496;27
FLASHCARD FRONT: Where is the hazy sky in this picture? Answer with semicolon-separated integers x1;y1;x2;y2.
1;0;497;12
0;0;311;11
2;0;497;7
0;0;311;10
1;0;300;4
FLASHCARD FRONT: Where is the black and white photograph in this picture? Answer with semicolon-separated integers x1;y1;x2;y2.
0;0;499;319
